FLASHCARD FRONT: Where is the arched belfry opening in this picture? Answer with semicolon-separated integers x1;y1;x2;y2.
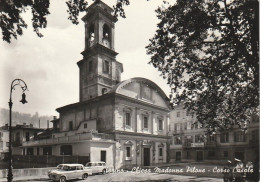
89;24;95;42
103;24;110;40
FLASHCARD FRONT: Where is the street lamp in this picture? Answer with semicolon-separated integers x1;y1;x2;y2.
7;79;28;182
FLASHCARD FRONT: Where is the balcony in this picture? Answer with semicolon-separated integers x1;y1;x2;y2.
249;139;259;146
23;132;114;147
12;140;22;147
205;141;217;147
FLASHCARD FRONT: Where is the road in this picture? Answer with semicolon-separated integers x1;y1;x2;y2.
1;172;223;182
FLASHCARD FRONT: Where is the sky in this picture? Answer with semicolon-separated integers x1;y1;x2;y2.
0;0;172;118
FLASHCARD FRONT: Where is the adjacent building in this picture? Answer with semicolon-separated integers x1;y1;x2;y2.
0;125;9;160
169;104;259;163
21;1;172;169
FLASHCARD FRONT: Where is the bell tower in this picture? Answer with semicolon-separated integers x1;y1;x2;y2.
77;0;123;102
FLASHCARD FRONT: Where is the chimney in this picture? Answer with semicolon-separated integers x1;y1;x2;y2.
39;119;40;128
29;124;33;127
47;120;49;129
53;116;57;120
23;123;26;126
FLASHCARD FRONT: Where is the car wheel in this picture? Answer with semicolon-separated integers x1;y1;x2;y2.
59;176;66;182
102;169;106;174
82;173;88;179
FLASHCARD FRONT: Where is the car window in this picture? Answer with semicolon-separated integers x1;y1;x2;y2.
86;163;92;167
69;166;77;171
77;166;83;170
63;166;69;171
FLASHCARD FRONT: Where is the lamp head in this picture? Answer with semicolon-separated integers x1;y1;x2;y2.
20;93;28;104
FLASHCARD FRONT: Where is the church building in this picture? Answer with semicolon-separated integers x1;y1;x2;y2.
22;0;172;169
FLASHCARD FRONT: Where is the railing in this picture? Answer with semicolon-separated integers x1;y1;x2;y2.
249;139;259;145
23;132;114;147
12;140;22;147
182;142;191;147
205;141;217;147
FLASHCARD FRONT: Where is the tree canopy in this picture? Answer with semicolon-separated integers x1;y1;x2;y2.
0;0;129;43
146;0;259;133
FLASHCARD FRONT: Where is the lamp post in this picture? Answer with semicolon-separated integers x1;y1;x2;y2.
7;79;28;182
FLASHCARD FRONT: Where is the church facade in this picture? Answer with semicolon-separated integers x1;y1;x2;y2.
22;1;171;169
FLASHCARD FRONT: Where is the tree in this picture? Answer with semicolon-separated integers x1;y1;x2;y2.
0;0;129;43
146;0;259;133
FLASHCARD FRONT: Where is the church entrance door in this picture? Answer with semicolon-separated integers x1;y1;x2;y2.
143;148;150;166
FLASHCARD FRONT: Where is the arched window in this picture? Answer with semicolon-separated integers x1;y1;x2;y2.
103;24;110;39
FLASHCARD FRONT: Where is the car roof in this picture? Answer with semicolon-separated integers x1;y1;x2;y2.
62;164;84;166
88;161;106;163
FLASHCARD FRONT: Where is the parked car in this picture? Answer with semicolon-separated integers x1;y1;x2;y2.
48;164;92;182
48;164;66;176
85;161;107;174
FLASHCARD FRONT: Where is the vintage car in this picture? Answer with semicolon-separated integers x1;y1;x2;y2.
85;161;107;174
48;164;92;182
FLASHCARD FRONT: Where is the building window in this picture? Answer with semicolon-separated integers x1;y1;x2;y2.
143;116;148;129
184;136;193;146
25;132;30;141
142;86;152;100
159;148;163;157
176;123;182;131
6;142;9;147
34;132;37;140
194;122;199;129
224;151;228;157
195;135;204;143
15;132;20;142
89;61;93;72
27;148;34;155
69;121;73;131
207;134;216;142
174;123;177;131
0;132;2;137
208;151;215;157
220;133;229;143
186;111;190;116
184;122;187;130
175;136;182;145
125;112;131;127
177;112;180;117
186;151;191;159
60;145;72;155
158;119;163;131
37;147;40;155
84;123;88;128
234;131;246;142
0;141;3;149
103;60;109;73
252;130;259;141
126;146;131;157
102;88;107;95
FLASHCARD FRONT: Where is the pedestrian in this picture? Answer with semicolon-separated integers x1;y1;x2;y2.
223;160;233;182
233;158;244;182
243;161;254;182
